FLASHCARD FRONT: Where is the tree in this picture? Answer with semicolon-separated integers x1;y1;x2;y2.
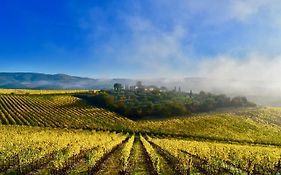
167;102;187;116
114;83;123;92
216;94;231;107
87;92;115;110
231;96;248;107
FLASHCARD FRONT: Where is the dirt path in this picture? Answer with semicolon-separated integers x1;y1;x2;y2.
129;137;150;175
26;136;177;175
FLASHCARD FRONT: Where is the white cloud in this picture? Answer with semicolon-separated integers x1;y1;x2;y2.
117;16;192;78
83;0;281;79
112;0;281;78
192;54;281;105
229;0;268;22
193;54;281;103
197;54;281;82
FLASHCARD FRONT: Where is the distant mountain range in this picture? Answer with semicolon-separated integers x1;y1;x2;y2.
1;72;281;106
0;73;212;91
0;72;133;90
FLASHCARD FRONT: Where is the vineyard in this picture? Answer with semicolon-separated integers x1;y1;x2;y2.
0;89;95;95
136;111;281;145
0;94;134;132
0;125;128;174
1;126;280;174
0;90;281;174
148;136;281;174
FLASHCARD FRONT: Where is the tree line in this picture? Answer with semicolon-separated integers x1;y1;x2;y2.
76;88;256;120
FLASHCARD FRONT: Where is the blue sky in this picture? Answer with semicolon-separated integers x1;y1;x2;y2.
1;0;281;79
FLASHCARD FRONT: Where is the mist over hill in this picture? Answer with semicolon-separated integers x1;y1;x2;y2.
0;72;280;106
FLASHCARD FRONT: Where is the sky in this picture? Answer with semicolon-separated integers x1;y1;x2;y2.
1;0;281;79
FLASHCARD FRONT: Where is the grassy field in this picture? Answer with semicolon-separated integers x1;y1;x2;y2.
0;90;281;174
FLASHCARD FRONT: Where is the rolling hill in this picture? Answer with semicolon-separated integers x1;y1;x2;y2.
0;89;280;145
1;89;281;174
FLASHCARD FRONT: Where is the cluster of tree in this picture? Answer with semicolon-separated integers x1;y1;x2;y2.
76;88;256;120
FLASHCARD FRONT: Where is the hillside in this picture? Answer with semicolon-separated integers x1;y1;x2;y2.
1;90;281;174
137;109;281;145
0;94;134;132
0;90;280;145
